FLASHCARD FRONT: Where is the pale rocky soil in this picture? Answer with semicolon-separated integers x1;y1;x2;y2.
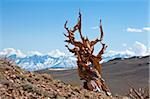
0;59;130;99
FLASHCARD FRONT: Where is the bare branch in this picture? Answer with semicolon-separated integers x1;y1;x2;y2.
64;21;70;33
97;43;107;60
63;33;69;37
99;19;104;41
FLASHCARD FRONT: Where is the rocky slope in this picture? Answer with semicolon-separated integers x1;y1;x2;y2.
0;58;128;99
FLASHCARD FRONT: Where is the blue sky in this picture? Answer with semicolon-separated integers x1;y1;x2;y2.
0;0;149;54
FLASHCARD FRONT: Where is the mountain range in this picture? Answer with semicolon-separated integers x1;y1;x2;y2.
0;48;149;71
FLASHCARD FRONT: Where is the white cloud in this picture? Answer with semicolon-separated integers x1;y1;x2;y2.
126;27;150;32
133;41;147;56
0;41;149;61
91;26;99;30
104;49;135;57
122;43;127;47
126;27;142;32
104;41;150;58
143;27;150;32
0;48;26;58
128;47;132;50
0;48;66;58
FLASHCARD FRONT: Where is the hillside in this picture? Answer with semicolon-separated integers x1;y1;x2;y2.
0;58;128;99
38;56;149;95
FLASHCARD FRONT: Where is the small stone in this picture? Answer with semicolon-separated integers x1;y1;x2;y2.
9;79;14;83
106;92;112;96
12;75;16;78
0;83;3;87
4;71;9;74
56;95;66;99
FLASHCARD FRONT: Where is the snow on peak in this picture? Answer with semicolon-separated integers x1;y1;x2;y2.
48;49;65;57
27;51;43;56
0;48;26;58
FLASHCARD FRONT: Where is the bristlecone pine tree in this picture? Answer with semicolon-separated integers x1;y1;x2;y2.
64;12;111;96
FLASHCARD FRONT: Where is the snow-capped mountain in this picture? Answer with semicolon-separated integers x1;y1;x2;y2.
0;48;76;71
13;55;76;71
0;47;149;71
0;48;77;71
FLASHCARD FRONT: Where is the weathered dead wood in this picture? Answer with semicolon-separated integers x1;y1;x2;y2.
64;12;111;96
